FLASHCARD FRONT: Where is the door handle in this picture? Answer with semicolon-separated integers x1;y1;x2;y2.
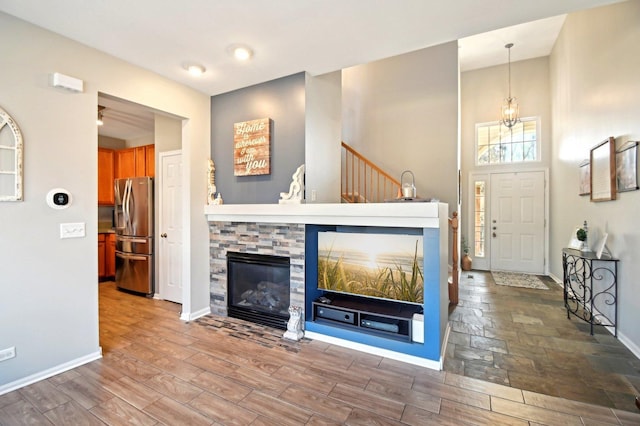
160;233;167;238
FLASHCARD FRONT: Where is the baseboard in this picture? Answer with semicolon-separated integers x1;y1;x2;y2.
181;306;211;322
304;331;442;371
440;322;451;367
618;331;640;359
0;349;102;396
552;273;640;359
547;272;563;289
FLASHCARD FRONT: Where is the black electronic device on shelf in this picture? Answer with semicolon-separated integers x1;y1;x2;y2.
312;293;422;342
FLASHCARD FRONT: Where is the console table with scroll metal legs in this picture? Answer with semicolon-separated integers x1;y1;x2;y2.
562;248;618;337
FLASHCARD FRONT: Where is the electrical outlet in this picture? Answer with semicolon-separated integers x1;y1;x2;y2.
60;222;85;239
311;189;317;202
0;347;16;362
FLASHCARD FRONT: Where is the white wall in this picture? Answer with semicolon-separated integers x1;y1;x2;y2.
342;41;460;210
0;12;210;390
550;1;640;354
305;71;342;203
461;57;552;250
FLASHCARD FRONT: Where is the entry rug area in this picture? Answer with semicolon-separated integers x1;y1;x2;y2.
491;271;548;290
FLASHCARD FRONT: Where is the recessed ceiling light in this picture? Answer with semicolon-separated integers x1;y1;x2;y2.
184;63;206;76
228;44;253;61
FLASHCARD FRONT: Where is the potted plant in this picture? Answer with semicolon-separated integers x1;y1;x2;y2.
576;227;589;252
461;236;472;271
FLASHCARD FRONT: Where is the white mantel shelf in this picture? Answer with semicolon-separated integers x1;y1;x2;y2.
205;202;446;228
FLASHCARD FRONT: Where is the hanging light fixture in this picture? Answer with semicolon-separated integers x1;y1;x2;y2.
97;106;105;126
500;43;520;128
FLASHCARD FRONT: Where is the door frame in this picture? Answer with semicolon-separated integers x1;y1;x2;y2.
467;167;550;274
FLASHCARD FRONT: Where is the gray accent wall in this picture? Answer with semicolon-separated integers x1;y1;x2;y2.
211;73;306;204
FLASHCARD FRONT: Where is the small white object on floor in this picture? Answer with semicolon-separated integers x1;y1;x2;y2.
283;305;304;341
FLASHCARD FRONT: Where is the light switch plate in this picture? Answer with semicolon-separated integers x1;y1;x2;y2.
60;222;85;239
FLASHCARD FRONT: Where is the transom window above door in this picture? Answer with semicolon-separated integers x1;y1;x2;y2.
476;117;539;165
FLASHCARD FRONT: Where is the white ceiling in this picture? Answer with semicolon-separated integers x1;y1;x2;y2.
98;95;155;140
0;0;622;97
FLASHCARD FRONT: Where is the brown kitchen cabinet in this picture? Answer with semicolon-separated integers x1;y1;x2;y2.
106;233;116;277
97;148;115;205
99;232;116;280
115;144;154;179
98;233;106;278
144;144;155;177
114;148;136;179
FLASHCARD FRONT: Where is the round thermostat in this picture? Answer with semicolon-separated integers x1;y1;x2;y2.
46;188;72;209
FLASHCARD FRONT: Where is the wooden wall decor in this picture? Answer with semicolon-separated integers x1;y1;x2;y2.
234;118;271;176
590;137;616;202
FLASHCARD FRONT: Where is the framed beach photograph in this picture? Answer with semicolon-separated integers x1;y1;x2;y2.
616;141;638;192
579;160;590;196
590;137;616;202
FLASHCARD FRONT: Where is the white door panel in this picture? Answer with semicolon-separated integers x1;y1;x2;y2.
490;171;545;274
159;151;183;303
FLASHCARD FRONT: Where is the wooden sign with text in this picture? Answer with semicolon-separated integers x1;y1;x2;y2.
234;118;271;176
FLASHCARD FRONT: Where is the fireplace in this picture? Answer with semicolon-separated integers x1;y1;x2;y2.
227;251;291;329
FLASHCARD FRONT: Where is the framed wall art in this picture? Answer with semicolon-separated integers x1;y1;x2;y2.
233;118;272;176
578;160;590;196
590;137;616;202
616;141;638;192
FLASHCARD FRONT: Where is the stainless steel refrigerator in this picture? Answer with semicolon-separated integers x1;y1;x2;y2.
114;176;153;295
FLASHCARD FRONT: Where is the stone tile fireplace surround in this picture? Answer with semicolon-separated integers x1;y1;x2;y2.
206;203;448;369
208;222;305;318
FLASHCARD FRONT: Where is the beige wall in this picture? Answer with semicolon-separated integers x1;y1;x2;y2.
461;56;552;253
0;12;210;390
305;71;342;203
550;1;640;354
342;41;459;210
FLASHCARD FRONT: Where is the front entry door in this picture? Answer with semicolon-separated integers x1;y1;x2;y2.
490;171;545;274
159;151;183;303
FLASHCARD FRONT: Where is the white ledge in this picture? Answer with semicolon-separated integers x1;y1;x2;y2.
205;202;446;228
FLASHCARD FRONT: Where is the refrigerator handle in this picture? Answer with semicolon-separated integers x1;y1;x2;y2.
123;179;131;231
114;180;121;205
116;252;148;261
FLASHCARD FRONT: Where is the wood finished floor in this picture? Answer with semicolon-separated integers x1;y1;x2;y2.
0;280;638;425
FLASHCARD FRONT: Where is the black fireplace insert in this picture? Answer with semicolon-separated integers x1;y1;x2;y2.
226;251;291;330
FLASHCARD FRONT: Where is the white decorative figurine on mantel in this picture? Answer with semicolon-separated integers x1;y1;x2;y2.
283;305;304;341
207;159;217;205
279;164;305;204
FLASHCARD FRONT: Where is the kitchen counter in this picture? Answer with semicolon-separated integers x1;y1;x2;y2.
98;221;115;234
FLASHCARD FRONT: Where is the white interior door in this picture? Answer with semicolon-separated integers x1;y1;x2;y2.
490;171;545;274
159;151;183;303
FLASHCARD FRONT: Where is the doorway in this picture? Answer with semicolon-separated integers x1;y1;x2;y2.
468;170;548;274
97;93;184;301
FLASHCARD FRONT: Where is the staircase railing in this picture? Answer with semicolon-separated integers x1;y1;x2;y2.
448;211;459;305
341;142;401;203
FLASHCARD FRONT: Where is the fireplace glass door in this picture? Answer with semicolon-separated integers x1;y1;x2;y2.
227;252;291;329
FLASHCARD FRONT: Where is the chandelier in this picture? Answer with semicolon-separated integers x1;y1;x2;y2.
500;43;520;128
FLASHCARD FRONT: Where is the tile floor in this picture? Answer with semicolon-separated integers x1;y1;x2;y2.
444;271;640;412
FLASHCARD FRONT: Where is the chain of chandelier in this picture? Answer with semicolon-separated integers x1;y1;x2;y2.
500;43;520;129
